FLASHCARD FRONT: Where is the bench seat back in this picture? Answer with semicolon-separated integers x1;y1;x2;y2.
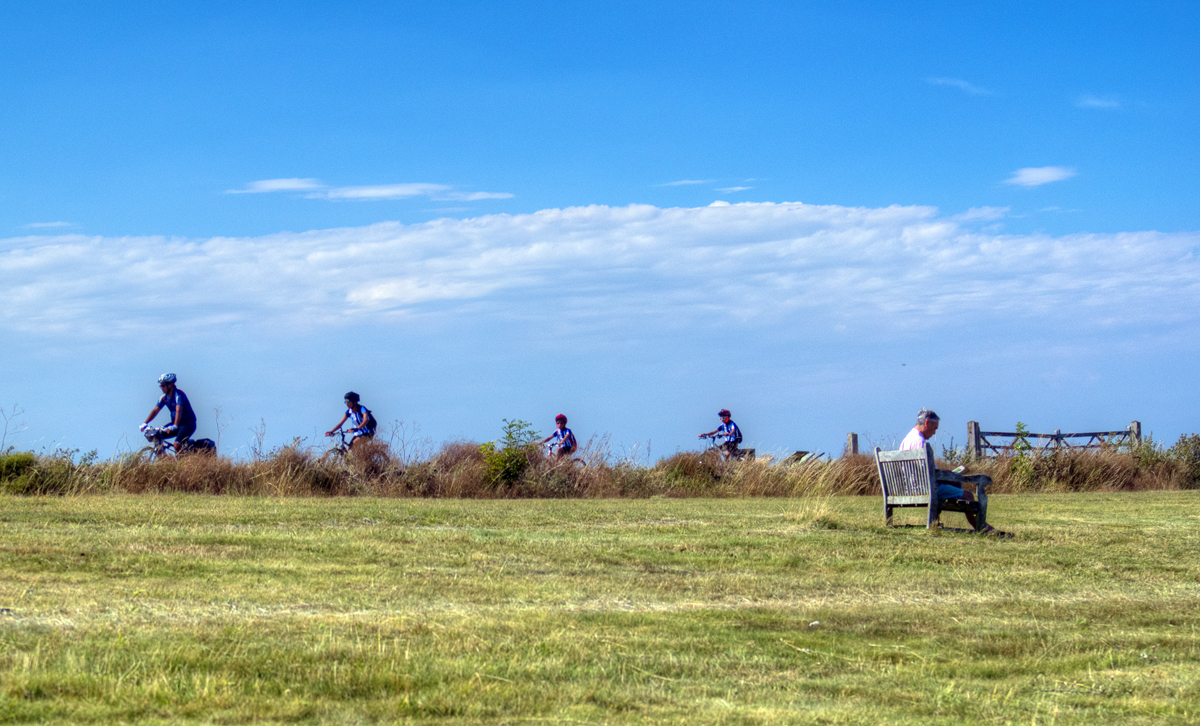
875;444;939;528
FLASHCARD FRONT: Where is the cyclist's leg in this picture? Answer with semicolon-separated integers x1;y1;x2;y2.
347;430;374;450
172;424;196;452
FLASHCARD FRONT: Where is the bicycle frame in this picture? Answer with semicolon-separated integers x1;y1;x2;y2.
140;426;214;460
140;426;179;460
700;433;749;461
325;430;353;458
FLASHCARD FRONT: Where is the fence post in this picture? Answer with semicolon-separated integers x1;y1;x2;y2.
967;421;981;459
846;433;859;456
1129;421;1142;446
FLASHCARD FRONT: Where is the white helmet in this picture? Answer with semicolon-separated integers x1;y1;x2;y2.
157;373;177;385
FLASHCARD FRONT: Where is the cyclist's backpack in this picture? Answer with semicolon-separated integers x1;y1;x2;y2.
363;407;378;431
189;438;217;455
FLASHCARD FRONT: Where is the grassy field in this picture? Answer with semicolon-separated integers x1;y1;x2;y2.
1;492;1198;724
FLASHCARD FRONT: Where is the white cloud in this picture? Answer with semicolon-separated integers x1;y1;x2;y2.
717;186;753;193
926;77;992;95
227;178;512;202
1077;95;1122;110
23;221;74;229
953;206;1009;222
226;178;324;194
439;191;516;201
1004;166;1077;187
658;179;715;186
4;202;1197;346
321;183;451;200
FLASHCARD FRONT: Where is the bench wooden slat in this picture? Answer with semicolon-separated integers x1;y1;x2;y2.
886;495;930;505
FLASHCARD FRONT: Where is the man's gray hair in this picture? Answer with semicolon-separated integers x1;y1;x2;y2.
916;409;940;425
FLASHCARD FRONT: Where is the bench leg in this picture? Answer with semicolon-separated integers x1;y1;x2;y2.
927;500;940;530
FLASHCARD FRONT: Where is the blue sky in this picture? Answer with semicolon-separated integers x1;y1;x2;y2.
2;2;1198;459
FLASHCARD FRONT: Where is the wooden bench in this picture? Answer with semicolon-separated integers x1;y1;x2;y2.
874;444;989;532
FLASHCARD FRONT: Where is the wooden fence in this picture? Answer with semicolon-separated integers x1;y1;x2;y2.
967;421;1142;458
843;422;1143;458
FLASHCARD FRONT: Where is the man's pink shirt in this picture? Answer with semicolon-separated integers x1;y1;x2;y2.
899;427;926;451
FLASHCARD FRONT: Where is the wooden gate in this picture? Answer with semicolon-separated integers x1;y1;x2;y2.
966;421;1141;458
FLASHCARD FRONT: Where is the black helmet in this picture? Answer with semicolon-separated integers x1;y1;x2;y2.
718;409;731;418
344;391;360;403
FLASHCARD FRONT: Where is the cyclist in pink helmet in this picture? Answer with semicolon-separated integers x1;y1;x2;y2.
541;414;577;456
699;409;742;459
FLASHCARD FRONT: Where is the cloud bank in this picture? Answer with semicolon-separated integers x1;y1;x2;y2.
3;202;1198;346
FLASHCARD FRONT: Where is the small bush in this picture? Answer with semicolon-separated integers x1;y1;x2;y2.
1168;434;1200;489
654;451;724;494
0;451;36;481
481;419;540;489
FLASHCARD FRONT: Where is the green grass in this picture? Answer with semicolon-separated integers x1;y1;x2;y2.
1;493;1198;724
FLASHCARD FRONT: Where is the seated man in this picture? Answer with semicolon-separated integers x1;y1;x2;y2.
900;408;999;534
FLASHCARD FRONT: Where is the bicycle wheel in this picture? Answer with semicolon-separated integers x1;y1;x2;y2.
319;448;347;464
135;445;173;462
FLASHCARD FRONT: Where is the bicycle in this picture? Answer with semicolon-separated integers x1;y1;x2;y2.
321;430;353;462
137;426;216;461
543;441;587;468
699;434;754;461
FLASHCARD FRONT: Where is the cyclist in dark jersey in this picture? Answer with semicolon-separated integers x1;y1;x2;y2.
326;391;376;450
140;373;198;452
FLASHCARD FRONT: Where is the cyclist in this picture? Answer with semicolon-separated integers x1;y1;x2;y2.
326;392;376;450
541;414;577;456
699;409;742;459
140;373;198;453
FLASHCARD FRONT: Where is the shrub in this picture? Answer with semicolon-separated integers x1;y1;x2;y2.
480;419;540;489
654;451;724;494
0;451;36;481
2;450;91;495
1168;434;1200;490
